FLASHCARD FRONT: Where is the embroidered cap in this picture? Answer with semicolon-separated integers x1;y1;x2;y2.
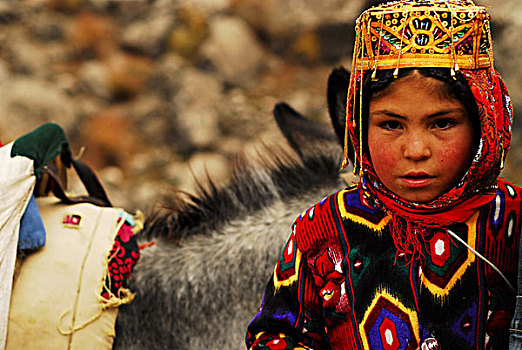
354;0;492;74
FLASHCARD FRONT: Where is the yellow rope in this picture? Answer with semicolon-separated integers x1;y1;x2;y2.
57;308;103;336
56;288;135;336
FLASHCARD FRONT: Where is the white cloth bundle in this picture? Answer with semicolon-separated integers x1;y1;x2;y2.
0;143;35;349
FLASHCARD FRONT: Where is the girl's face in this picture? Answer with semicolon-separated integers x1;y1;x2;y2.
368;72;476;203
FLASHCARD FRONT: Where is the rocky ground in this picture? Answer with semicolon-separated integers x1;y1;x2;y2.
1;0;521;213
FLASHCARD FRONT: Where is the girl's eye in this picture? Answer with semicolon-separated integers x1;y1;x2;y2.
379;120;402;130
433;118;456;129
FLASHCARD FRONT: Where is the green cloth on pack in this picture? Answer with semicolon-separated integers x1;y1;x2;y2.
11;123;72;178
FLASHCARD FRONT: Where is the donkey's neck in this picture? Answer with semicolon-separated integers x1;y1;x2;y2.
142;149;345;241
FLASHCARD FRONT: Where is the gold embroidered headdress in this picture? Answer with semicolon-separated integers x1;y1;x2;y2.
342;0;494;173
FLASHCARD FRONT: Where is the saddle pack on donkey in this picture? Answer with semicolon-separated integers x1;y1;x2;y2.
0;123;141;350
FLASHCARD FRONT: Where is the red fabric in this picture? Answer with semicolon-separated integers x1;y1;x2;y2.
138;240;155;250
373;189;495;260
375;191;495;227
101;219;140;301
487;310;513;336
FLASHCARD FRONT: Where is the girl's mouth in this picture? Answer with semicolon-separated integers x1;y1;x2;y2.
400;172;435;187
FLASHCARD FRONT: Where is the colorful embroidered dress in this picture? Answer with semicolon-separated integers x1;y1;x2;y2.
246;181;520;349
246;1;520;349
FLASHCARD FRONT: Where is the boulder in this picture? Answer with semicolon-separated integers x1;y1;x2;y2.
0;78;76;141
121;12;175;56
200;16;266;86
174;68;223;149
77;61;111;100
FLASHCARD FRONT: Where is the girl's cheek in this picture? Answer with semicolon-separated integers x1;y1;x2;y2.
438;138;473;167
439;149;456;165
370;138;399;171
376;153;399;175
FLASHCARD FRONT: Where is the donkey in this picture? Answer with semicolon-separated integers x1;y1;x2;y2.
113;67;352;349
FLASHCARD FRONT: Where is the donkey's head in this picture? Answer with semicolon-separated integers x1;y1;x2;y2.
141;66;353;243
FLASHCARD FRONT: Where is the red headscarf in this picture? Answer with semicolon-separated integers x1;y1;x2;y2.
346;67;514;259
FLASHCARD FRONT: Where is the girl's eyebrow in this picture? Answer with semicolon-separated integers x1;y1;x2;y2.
426;108;467;118
370;108;466;119
370;110;406;119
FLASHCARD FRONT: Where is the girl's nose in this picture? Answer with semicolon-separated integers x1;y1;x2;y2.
403;133;431;160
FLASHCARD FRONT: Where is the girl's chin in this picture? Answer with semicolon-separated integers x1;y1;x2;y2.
391;188;442;204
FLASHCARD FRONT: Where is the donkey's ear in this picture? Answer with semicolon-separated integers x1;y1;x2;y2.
274;102;339;159
327;67;350;146
327;67;354;164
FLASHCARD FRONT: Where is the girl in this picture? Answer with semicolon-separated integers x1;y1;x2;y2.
245;1;520;349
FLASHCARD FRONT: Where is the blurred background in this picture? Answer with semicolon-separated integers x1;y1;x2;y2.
1;0;521;212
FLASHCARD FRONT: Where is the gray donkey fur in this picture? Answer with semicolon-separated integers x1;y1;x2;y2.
113;68;352;349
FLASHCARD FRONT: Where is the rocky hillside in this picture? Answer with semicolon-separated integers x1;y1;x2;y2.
1;0;520;212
